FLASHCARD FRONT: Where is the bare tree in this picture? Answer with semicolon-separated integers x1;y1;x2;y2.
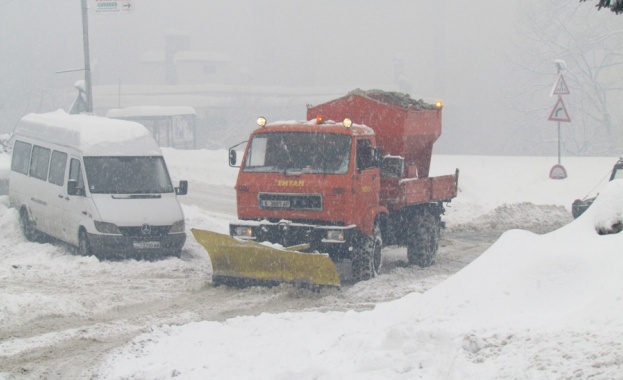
581;0;623;14
506;1;623;156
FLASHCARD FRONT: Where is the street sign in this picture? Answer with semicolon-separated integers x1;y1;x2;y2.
94;0;134;14
548;96;571;122
550;74;570;96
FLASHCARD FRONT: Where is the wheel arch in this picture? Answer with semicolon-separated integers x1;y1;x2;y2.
359;205;389;236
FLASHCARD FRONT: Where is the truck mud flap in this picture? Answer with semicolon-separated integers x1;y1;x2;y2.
191;229;340;288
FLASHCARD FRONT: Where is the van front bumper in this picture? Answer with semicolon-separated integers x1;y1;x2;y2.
86;232;186;258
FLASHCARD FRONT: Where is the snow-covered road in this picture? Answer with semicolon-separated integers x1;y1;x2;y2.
4;151;608;379
0;188;571;378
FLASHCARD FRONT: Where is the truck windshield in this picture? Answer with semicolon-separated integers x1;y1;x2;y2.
83;156;174;194
243;132;352;174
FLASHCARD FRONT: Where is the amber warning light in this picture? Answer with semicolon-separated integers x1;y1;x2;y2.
435;100;443;109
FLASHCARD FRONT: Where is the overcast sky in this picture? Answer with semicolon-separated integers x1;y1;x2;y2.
2;0;615;155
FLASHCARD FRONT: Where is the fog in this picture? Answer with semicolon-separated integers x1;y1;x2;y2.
1;0;621;155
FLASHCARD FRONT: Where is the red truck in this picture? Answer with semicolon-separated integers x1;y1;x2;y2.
192;89;458;287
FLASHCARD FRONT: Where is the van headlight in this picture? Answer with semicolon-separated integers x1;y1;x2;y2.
170;220;185;234
94;221;121;234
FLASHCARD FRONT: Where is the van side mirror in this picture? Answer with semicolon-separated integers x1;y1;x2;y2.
67;179;85;196
229;149;237;167
176;180;188;195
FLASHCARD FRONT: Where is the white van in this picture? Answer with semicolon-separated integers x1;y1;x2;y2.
9;110;188;259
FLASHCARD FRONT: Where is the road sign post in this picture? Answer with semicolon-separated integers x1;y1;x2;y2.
548;67;571;179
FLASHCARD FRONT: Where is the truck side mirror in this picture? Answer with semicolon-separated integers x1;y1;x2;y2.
176;180;188;195
228;140;248;168
229;149;237;167
372;147;383;167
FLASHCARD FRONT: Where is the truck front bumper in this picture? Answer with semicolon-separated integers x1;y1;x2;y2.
230;220;357;260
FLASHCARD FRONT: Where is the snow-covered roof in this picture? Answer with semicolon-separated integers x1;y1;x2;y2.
15;110;161;156
107;106;196;119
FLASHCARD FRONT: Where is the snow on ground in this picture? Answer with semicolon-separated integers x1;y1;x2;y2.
93;181;623;379
1;150;622;379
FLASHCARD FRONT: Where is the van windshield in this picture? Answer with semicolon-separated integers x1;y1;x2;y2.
83;156;174;194
243;132;352;174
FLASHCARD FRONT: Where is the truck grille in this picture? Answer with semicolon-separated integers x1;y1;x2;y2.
258;193;323;211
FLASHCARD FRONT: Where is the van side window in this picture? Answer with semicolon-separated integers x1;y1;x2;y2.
29;145;51;181
11;141;32;175
48;151;68;186
69;158;84;189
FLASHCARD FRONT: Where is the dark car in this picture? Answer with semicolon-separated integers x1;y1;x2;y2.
572;158;623;218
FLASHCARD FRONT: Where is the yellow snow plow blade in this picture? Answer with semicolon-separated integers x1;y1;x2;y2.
191;229;341;288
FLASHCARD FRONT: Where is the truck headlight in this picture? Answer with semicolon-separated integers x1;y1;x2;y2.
326;230;345;242
170;220;185;234
234;226;254;238
94;221;121;234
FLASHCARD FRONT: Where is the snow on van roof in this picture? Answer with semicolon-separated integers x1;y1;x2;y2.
16;110;161;156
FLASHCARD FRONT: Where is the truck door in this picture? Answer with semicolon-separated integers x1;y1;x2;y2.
353;139;380;230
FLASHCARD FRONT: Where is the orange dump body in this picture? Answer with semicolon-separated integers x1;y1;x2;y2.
307;91;457;211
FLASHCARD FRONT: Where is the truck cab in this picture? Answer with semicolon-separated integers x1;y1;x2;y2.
229;117;384;268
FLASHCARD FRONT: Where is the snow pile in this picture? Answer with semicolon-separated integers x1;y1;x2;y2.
95;180;623;379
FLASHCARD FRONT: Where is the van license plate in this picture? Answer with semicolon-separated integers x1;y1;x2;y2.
133;241;161;249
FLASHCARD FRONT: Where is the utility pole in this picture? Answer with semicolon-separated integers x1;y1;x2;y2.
81;0;93;113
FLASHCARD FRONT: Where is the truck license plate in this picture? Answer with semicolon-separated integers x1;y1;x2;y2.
261;200;290;208
133;241;161;249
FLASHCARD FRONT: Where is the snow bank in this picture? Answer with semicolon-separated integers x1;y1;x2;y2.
95;181;623;379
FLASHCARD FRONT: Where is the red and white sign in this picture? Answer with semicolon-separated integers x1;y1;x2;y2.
550;74;570;96
548;96;571;122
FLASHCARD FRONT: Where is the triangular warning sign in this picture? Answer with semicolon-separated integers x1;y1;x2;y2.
548;96;571;122
551;74;570;96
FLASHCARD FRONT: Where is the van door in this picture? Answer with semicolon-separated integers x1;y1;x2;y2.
45;150;69;239
61;157;89;246
27;145;53;234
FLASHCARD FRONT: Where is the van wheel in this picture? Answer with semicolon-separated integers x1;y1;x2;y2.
20;209;38;242
78;230;92;256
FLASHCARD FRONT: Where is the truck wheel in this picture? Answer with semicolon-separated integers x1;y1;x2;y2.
20;209;38;242
407;209;440;267
78;230;92;257
352;223;383;282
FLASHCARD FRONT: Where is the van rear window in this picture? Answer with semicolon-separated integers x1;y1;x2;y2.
11;141;32;175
